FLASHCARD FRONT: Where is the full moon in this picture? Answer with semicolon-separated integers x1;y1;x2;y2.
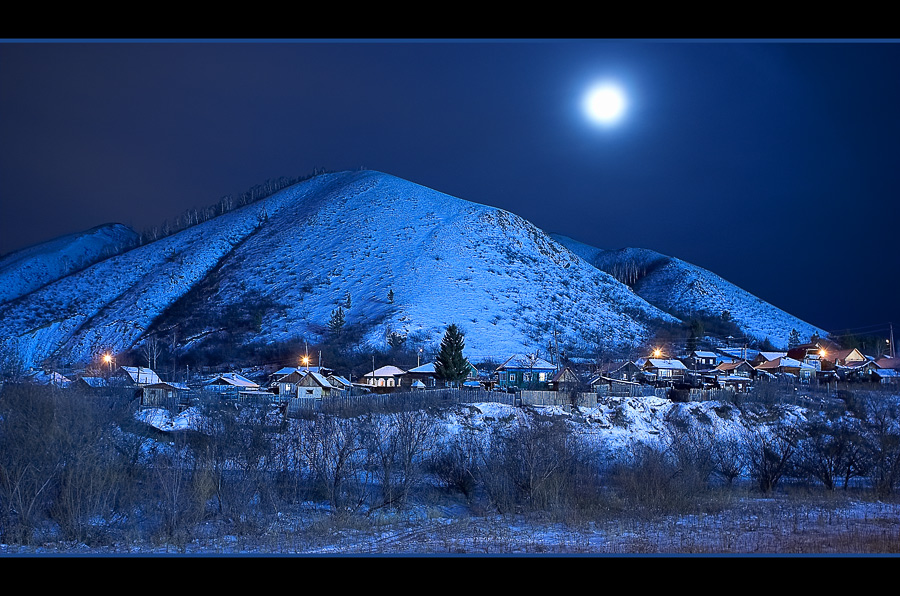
583;83;627;126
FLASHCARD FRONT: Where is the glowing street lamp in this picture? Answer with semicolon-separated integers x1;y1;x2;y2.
301;355;310;371
652;348;663;359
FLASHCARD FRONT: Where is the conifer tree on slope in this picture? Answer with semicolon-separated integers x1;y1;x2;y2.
435;324;470;386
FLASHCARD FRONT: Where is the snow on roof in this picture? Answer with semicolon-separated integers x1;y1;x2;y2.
205;372;259;388
407;362;436;374
146;381;190;391
303;371;335;389
327;375;351;388
78;376;108;388
363;365;407;378
120;366;161;385
690;351;718;358
497;354;556;371
645;359;688;370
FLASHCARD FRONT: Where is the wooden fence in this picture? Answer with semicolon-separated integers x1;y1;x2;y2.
284;388;518;416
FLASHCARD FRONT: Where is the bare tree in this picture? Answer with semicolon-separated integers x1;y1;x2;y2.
744;420;801;494
306;413;371;515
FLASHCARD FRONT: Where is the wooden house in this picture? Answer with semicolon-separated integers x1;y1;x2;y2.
362;365;407;390
820;348;866;369
203;372;260;395
682;351;719;370
400;362;439;389
750;351;787;367
713;360;755;378
295;371;338;398
117;366;161;387
494;354;557;390
142;381;195;408
549;366;581;393
754;356;816;382
641;358;688;384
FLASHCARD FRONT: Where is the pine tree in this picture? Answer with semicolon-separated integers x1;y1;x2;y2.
328;307;346;335
388;288;394;304
344;292;352;309
788;328;801;349
435;324;470;386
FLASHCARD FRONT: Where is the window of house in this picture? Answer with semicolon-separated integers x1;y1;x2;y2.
538;372;546;382
499;372;507;381
509;373;516;382
524;372;532;382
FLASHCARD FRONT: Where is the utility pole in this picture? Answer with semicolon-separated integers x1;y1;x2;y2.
888;323;896;358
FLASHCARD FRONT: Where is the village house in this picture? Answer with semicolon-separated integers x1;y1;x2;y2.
494;354;557;390
203;372;260;395
117;366;161;387
750;351;788;367
713;360;755;378
835;359;881;383
595;360;642;382
681;350;719;370
269;366;333;387
548;366;582;393
362;365;407;390
142;381;195;409
754;356;816;382
74;376;108;392
326;374;353;391
400;362;439;388
641;358;689;385
294;371;338;398
819;348;866;369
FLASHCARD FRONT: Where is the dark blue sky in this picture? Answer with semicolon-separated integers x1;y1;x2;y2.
1;39;897;338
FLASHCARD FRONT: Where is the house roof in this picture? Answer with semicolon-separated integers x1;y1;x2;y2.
755;351;787;362
120;366;161;385
875;356;900;370
550;367;579;383
205;372;259;388
327;375;352;388
78;376;108;388
823;348;865;363
300;371;336;389
407;362;436;374
715;360;751;372
145;381;190;391
689;351;718;359
755;356;815;371
496;354;556;371
363;365;407;378
644;359;688;370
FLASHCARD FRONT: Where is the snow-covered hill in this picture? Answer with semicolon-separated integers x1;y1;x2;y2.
0;171;679;368
551;234;827;348
0;223;139;304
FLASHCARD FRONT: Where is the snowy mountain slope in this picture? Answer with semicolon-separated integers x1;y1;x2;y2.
551;234;827;349
0;223;139;304
0;171;679;369
148;171;679;362
0;175;345;367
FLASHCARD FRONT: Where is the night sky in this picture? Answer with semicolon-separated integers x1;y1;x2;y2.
1;39;897;340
